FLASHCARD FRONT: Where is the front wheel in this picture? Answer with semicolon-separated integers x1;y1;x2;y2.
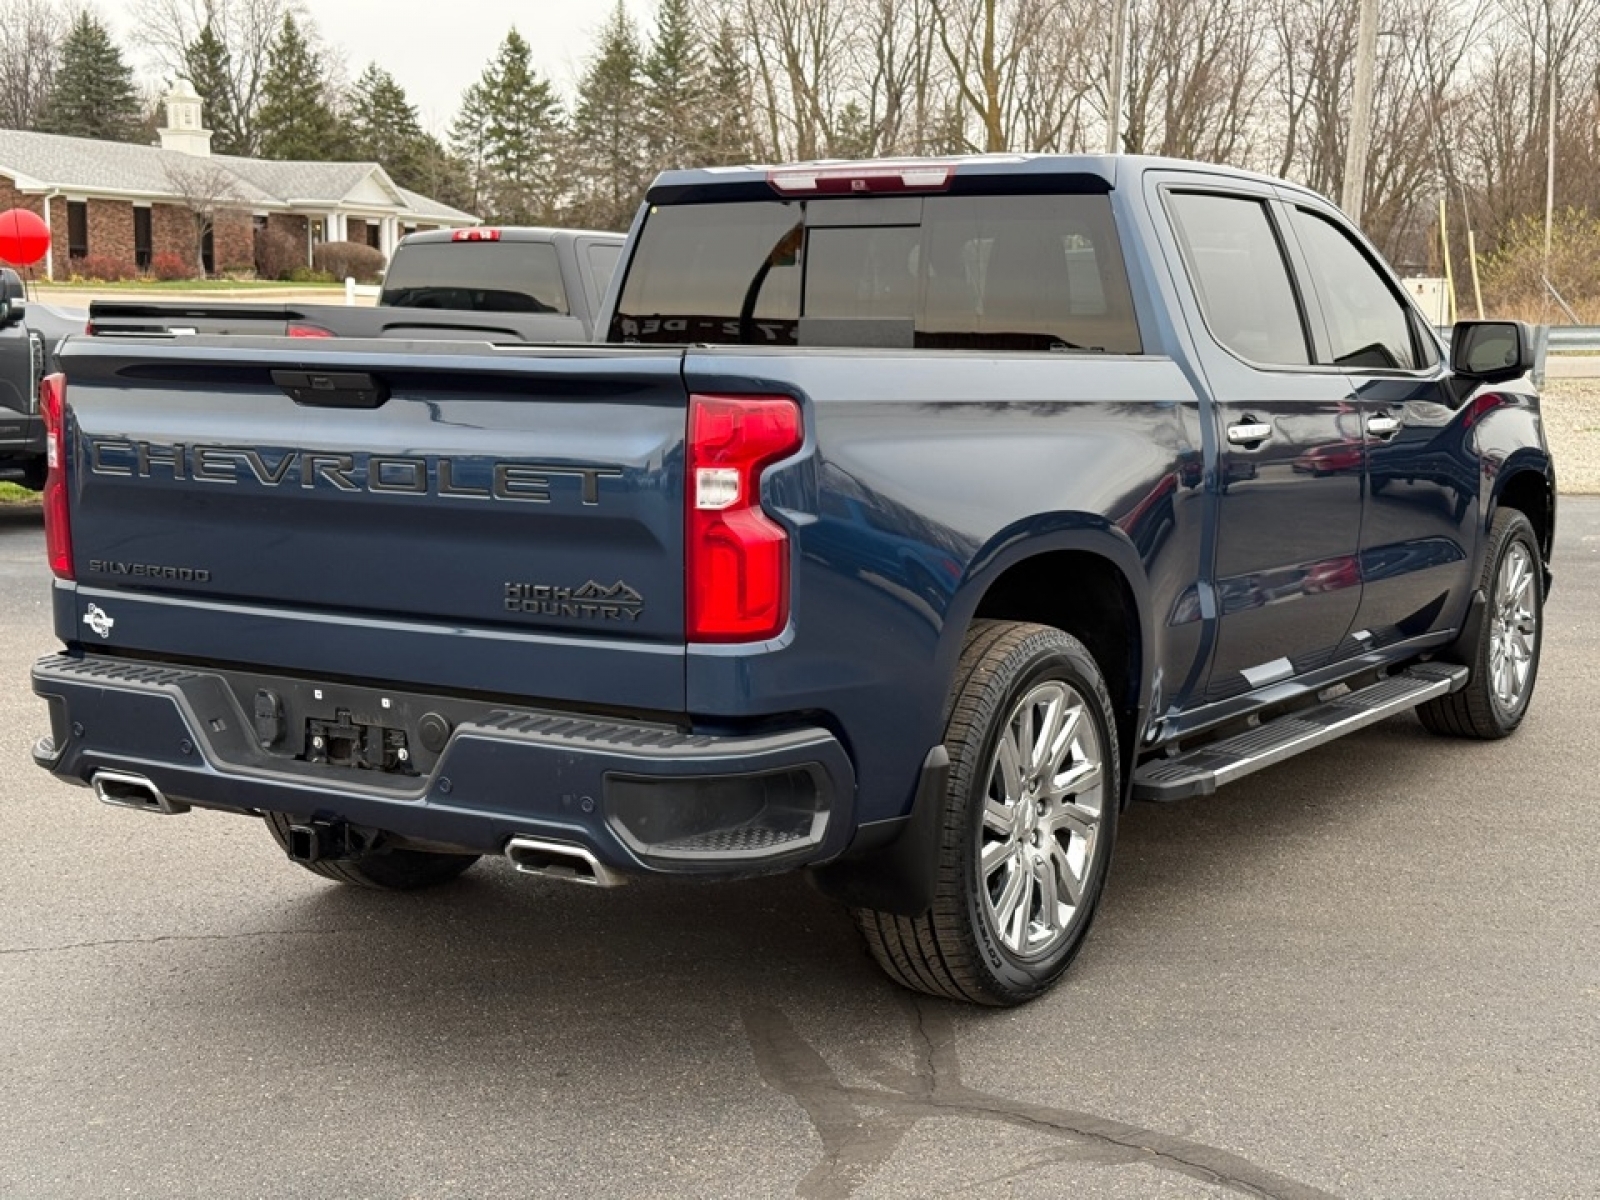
1418;508;1544;739
853;621;1120;1006
263;812;480;890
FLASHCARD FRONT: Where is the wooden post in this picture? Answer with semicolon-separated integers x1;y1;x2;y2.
1438;197;1457;325
1466;228;1484;319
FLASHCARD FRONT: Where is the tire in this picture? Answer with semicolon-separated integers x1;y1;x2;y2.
263;811;479;890
1418;508;1543;739
19;457;46;492
853;620;1121;1007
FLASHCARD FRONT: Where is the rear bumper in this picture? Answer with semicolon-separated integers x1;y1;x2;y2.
32;653;856;878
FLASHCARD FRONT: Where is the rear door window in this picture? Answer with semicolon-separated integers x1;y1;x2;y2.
610;193;1141;352
1165;192;1311;367
381;241;568;314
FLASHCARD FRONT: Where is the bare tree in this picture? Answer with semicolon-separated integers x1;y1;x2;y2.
131;0;307;154
0;0;64;130
163;158;244;273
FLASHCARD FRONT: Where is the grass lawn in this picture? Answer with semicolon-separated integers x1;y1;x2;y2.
0;481;40;504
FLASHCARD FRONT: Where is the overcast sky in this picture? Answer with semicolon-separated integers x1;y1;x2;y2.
108;0;659;136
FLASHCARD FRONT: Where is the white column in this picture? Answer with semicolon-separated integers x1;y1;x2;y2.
42;194;54;280
383;216;399;258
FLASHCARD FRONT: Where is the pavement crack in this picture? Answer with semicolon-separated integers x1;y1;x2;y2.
744;1003;1342;1200
0;927;360;956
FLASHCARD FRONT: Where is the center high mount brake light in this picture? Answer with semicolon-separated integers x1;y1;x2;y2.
767;162;955;196
453;228;502;241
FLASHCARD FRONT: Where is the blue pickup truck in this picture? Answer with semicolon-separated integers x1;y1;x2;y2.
31;156;1555;1006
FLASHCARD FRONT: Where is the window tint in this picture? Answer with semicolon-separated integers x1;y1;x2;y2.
380;241;568;314
610;193;1141;352
1166;192;1308;366
1291;209;1422;370
612;201;803;345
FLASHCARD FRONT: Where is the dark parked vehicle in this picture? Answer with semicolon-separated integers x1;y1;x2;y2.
86;227;625;343
31;157;1554;1006
0;266;81;488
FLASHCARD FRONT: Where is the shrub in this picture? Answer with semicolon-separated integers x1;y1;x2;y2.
313;239;386;284
74;254;138;282
254;227;302;281
149;252;193;282
287;266;336;284
1480;208;1600;322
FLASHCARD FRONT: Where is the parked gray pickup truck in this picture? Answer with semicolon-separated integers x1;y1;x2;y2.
87;226;624;343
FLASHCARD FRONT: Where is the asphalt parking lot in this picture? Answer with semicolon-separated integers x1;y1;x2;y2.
1;499;1596;1200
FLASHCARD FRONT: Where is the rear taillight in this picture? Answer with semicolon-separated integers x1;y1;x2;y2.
687;394;803;642
39;371;72;580
286;323;335;338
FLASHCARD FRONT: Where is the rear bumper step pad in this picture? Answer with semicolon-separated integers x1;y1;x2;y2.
1133;663;1468;802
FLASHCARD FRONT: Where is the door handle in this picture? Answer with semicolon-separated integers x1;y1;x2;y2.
1366;414;1401;438
1227;420;1272;446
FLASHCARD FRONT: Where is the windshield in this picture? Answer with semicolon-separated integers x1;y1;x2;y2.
380;241;569;314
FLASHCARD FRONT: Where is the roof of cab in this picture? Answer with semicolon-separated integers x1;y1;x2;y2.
646;154;1327;207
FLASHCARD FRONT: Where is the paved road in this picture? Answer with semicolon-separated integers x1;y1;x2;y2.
2;501;1596;1200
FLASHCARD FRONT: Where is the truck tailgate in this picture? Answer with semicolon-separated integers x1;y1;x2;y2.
57;337;689;711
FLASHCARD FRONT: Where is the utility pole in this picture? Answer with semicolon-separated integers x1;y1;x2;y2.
1341;0;1379;223
1543;61;1557;277
1106;0;1129;154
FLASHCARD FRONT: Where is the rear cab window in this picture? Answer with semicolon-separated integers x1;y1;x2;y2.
609;192;1142;353
381;241;568;315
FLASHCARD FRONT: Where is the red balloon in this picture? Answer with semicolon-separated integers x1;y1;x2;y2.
0;208;50;266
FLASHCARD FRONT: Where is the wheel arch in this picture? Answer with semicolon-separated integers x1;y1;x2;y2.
1490;458;1555;573
948;519;1154;798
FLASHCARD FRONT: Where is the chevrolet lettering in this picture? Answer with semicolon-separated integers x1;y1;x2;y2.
86;438;623;505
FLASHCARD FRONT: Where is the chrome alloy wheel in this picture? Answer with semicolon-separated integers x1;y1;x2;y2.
1490;541;1538;712
979;680;1107;958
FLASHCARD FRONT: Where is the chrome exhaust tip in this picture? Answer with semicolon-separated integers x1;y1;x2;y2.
505;836;625;888
91;770;190;815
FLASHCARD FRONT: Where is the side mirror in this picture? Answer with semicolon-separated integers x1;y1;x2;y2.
1450;320;1533;384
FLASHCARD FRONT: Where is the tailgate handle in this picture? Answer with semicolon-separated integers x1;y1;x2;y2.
271;369;389;409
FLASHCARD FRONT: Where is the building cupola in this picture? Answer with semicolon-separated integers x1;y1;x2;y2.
159;80;213;156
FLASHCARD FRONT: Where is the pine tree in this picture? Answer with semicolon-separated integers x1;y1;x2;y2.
183;22;243;156
447;80;493;216
641;0;707;174
568;2;648;231
346;64;429;189
255;14;342;160
703;19;756;166
36;13;141;142
461;30;563;225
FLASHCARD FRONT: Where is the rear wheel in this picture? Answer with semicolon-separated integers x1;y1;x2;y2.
263;812;479;890
853;620;1120;1006
1418;508;1543;739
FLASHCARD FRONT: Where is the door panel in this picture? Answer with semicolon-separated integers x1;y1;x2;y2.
1160;188;1365;704
1282;204;1475;652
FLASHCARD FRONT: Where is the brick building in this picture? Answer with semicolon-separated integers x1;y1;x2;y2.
0;82;477;280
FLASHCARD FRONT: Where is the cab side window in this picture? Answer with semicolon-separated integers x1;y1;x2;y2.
1290;209;1427;371
1166;191;1310;367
